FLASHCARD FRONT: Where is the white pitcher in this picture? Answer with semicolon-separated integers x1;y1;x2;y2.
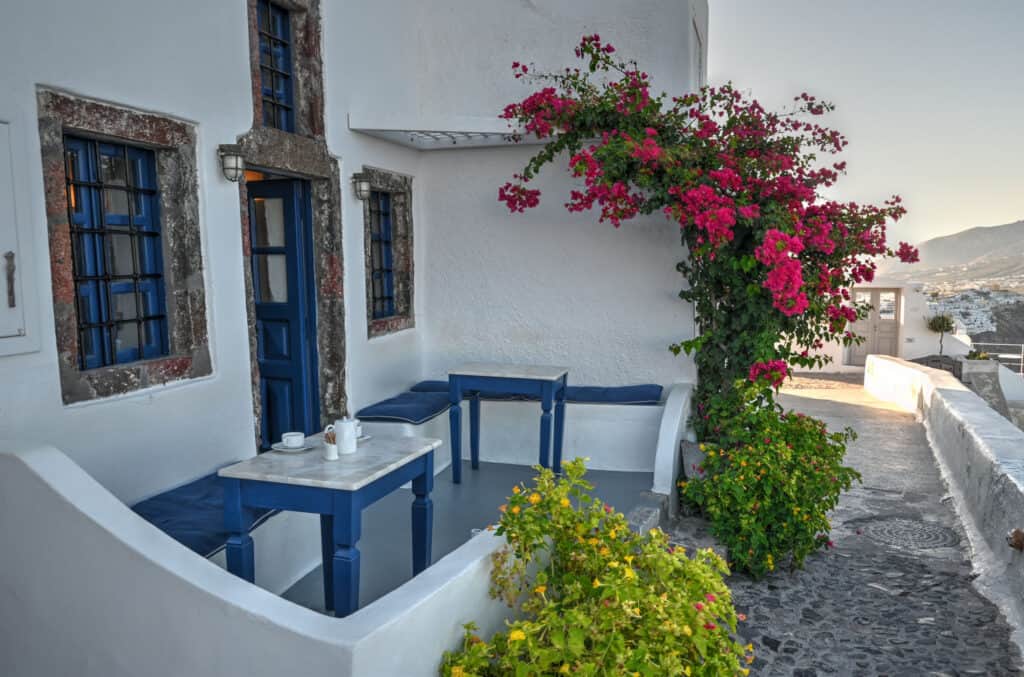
335;417;360;455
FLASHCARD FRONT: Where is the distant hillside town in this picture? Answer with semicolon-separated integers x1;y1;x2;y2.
882;219;1024;344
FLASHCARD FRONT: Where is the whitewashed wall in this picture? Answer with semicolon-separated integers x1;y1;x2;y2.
419;152;696;385
0;0;258;504
404;0;705;386
0;0;706;501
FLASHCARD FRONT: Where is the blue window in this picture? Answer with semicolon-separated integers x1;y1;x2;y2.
64;136;168;369
257;0;294;132
368;191;395;318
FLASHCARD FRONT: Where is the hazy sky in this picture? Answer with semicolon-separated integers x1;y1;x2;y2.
709;0;1024;244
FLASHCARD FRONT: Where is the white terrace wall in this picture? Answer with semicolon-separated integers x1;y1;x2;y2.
0;446;511;677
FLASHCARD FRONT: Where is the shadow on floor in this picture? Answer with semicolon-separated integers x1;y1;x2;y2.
283;460;652;614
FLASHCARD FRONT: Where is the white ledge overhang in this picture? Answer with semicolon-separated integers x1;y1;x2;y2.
348;113;548;151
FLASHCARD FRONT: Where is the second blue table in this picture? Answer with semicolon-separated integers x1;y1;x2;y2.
448;362;568;483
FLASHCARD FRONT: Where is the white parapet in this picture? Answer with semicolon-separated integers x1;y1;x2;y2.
0;444;512;677
864;355;1024;646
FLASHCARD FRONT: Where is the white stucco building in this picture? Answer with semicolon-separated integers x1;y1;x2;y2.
810;279;974;372
0;2;708;675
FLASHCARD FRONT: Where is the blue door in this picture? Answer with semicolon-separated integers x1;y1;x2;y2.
248;179;319;450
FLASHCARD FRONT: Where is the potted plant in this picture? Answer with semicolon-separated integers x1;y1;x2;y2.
926;314;956;356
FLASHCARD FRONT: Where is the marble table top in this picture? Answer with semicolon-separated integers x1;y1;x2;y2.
449;362;569;381
217;433;441;491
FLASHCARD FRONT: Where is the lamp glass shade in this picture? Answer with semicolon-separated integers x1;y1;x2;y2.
220;152;245;182
353;177;372;200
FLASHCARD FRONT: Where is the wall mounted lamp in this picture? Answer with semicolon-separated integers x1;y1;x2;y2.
217;144;245;183
351;173;371;201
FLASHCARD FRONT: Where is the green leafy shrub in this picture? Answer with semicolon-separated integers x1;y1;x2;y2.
441;459;754;676
682;384;860;579
966;349;990;360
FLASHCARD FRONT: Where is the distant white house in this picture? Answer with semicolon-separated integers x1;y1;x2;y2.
811;279;972;372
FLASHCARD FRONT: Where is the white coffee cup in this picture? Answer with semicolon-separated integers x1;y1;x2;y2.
282;432;305;448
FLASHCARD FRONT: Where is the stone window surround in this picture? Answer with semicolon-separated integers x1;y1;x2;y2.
238;0;347;448
361;166;414;338
37;88;211;405
246;0;325;140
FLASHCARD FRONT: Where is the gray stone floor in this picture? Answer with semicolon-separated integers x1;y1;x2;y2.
667;380;1023;675
283;460;651;613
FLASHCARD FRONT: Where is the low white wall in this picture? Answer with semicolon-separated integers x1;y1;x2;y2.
0;445;511;677
864;356;1024;643
999;365;1024;403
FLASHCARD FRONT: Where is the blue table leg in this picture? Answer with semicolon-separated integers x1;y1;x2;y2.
223;478;255;583
539;382;554;468
449;377;463;483
331;492;361;617
411;452;434;574
320;514;335;611
553;376;567;474
469;393;481;470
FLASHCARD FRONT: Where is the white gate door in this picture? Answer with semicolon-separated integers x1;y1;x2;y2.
847;288;900;366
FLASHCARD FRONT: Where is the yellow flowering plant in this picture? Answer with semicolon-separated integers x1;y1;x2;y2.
440;459;751;676
682;381;860;578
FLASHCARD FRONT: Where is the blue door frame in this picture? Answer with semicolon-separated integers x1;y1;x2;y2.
248;179;319;449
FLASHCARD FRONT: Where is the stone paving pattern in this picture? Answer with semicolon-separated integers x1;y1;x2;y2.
665;379;1023;675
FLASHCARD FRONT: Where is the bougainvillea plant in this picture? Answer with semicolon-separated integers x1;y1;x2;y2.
497;35;919;431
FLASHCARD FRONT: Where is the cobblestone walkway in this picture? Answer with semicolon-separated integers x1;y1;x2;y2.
665;380;1023;676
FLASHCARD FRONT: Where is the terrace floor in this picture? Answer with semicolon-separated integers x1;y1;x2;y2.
668;375;1023;675
283;460;651;613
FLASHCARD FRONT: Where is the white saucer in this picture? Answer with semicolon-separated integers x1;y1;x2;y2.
270;442;315;453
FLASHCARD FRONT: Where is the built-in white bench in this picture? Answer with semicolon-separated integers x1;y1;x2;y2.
356;381;692;483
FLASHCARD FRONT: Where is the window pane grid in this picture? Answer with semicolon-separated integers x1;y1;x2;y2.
64;136;168;369
368;191;396;318
257;0;294;132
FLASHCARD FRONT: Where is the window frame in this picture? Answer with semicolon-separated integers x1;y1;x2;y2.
257;0;295;132
368;190;396;319
63;135;169;369
38;88;211;404
360;167;414;338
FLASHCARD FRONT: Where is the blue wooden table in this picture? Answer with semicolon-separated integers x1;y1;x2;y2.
217;434;440;617
448;362;569;483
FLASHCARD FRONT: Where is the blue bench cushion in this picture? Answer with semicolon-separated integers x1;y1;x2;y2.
409;380;531;401
132;473;276;558
356;391;452;424
410;380;448;393
565;384;663;405
411;380;662;405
